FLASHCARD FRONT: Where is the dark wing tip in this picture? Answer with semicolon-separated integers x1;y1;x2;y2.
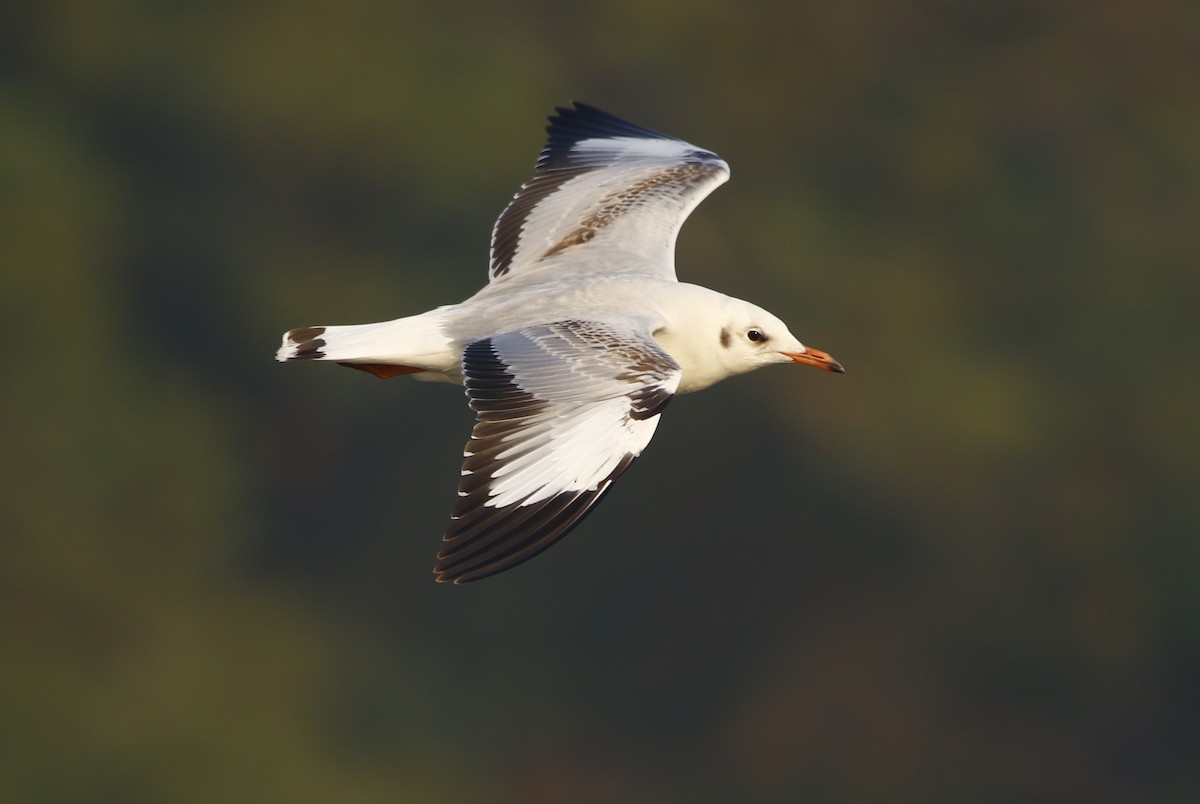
538;101;676;172
549;102;675;141
432;487;607;584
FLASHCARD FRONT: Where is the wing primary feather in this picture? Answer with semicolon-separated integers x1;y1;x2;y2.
538;102;676;172
438;324;679;582
488;102;729;281
437;485;613;584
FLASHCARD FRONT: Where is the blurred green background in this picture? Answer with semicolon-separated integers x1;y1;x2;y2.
3;1;1198;801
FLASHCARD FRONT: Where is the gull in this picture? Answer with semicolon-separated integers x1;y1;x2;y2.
276;102;843;584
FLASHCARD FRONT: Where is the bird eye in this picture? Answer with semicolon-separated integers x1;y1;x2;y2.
746;329;764;343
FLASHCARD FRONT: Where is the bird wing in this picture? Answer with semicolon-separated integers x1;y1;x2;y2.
488;102;730;283
435;319;682;583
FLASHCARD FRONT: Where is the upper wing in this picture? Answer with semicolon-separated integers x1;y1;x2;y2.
435;319;682;583
488;102;730;283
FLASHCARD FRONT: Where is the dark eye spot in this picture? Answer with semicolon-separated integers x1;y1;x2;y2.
747;329;765;343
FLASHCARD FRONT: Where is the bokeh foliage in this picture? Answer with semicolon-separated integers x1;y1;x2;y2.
3;1;1198;801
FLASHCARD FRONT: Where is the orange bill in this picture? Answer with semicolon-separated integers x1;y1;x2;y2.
780;347;844;373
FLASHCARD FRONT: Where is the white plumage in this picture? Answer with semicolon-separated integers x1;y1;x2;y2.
277;102;843;583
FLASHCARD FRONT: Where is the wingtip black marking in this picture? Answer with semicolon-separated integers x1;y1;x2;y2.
549;101;675;142
538;101;676;172
434;486;606;584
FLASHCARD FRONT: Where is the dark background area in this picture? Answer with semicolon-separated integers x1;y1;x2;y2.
3;2;1198;801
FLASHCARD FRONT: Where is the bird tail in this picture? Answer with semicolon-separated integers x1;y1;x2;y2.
275;309;454;377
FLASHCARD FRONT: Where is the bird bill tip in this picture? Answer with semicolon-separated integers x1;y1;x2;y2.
782;347;844;373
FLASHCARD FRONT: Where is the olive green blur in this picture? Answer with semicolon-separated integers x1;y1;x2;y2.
2;2;1198;802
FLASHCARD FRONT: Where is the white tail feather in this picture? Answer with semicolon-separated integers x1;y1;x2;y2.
276;309;456;373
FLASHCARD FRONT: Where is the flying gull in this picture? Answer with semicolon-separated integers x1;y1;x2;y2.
276;102;843;584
